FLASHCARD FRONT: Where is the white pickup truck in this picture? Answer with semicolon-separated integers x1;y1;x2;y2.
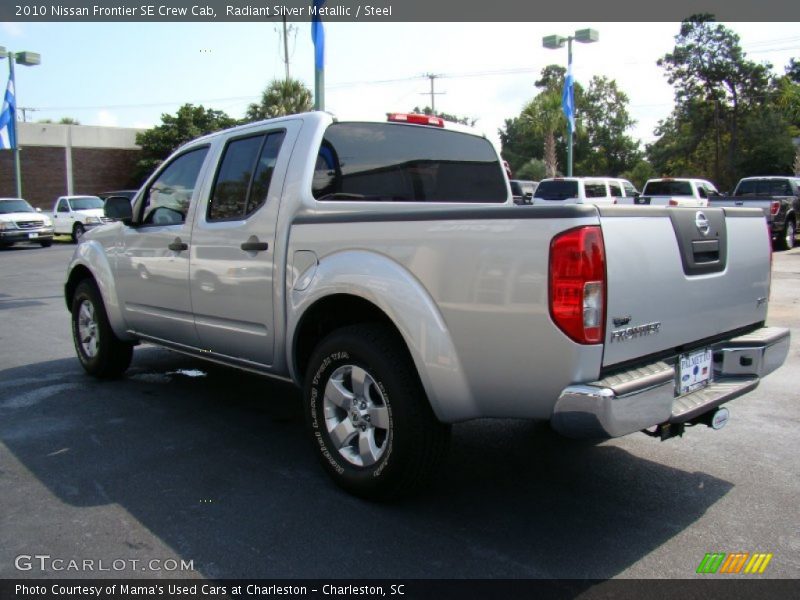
64;112;789;499
53;195;114;242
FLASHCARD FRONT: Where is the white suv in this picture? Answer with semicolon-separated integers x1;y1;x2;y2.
622;178;720;207
532;177;639;206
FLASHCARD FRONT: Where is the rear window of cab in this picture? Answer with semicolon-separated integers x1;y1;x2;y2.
534;180;579;200
643;180;693;196
312;122;507;203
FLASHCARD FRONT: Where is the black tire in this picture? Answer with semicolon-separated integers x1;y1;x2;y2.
778;219;796;251
304;324;450;500
70;279;133;378
39;239;52;248
72;223;85;243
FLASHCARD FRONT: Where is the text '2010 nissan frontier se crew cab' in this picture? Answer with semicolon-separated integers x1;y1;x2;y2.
65;111;789;499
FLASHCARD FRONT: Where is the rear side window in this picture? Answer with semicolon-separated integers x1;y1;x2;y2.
584;183;607;198
208;131;285;221
312;122;506;203
643;180;692;196
534;180;579;200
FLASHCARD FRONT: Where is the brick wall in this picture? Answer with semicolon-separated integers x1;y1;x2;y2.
0;146;141;209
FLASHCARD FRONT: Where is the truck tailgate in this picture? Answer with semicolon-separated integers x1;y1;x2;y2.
709;196;774;221
598;206;770;368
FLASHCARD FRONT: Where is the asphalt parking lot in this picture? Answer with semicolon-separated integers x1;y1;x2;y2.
1;239;798;580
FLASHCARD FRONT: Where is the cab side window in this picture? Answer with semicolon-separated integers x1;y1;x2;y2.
609;183;623;197
207;131;285;221
141;147;209;226
585;183;607;198
697;185;708;199
57;199;70;212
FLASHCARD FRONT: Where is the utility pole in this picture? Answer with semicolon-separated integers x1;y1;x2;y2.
18;106;38;122
282;16;291;81
421;73;445;114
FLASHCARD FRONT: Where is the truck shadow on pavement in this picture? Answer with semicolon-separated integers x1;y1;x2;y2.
0;348;733;579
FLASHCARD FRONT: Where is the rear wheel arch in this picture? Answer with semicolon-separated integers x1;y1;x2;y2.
293;294;409;383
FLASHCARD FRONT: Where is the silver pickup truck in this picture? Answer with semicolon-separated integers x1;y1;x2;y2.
64;112;789;499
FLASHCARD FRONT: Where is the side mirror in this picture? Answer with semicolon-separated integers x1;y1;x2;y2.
633;192;641;198
105;196;133;224
36;207;42;212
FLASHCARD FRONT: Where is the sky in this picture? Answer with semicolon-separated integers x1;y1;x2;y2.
1;20;798;151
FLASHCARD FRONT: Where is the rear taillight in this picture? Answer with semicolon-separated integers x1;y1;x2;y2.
549;226;606;344
770;201;780;216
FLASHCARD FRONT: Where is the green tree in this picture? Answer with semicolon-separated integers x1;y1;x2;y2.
735;108;796;177
521;90;564;177
245;78;313;122
619;160;657;191
37;117;81;125
134;104;237;181
515;158;547;181
499;116;543;174
501;65;639;178
652;15;777;188
786;58;800;84
575;76;642;175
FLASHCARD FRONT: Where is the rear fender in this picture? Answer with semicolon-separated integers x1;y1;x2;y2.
287;250;475;423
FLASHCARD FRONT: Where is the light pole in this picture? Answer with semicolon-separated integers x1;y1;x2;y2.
542;28;598;177
0;47;41;198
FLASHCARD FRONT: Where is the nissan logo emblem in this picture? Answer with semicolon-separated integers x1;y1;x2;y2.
695;211;710;236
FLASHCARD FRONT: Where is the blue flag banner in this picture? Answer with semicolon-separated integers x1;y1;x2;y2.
311;0;326;71
0;72;16;150
562;59;575;134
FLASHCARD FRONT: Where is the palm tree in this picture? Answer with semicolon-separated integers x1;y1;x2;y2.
521;90;564;178
245;78;313;121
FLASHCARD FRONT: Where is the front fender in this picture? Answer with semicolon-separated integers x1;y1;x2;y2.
66;240;134;341
287;250;476;423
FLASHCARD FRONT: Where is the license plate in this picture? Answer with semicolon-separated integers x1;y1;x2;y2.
28;232;38;239
676;348;713;396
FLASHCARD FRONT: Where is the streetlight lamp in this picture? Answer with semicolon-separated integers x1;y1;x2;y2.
0;47;41;198
542;28;598;177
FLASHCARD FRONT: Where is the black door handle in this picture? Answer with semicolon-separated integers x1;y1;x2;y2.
241;241;269;252
168;239;188;252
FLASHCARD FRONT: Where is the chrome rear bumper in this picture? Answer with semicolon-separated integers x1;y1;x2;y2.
551;326;790;439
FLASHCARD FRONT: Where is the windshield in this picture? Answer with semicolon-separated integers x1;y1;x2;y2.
0;199;35;214
70;196;104;210
643;180;693;196
534;180;579;200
